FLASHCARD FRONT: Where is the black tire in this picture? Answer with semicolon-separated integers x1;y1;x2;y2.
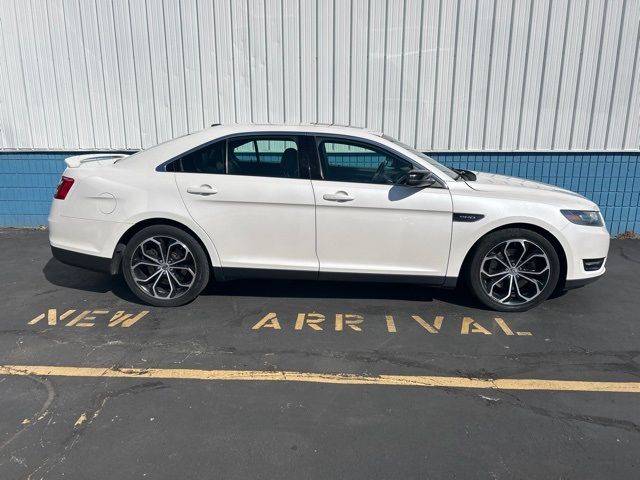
122;225;210;307
466;228;561;312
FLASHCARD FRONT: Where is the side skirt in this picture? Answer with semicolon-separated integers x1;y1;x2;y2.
214;266;455;287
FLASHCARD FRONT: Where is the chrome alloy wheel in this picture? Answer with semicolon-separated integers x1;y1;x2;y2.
130;236;196;300
479;239;551;306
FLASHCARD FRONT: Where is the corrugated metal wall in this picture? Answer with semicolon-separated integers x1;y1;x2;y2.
0;0;639;152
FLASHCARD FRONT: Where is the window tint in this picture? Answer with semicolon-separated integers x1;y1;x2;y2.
228;138;299;178
318;140;413;184
232;140;258;163
169;140;225;174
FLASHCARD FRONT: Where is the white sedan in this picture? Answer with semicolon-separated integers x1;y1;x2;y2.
49;124;609;311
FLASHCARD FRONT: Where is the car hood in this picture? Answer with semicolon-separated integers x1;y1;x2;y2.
465;172;597;209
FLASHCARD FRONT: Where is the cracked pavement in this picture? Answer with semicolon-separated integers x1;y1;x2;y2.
0;229;639;479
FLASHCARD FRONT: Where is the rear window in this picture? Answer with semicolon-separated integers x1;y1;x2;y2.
166;141;225;174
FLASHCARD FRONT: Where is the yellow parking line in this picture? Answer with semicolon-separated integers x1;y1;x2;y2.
1;365;639;393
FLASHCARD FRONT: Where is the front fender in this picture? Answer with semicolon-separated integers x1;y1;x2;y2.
446;204;574;280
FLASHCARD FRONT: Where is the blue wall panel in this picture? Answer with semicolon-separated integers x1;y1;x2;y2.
0;152;638;235
0;153;70;228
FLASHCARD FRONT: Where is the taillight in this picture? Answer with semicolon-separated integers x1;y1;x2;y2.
54;176;75;200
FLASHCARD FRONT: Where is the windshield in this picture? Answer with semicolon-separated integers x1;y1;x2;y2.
382;135;460;180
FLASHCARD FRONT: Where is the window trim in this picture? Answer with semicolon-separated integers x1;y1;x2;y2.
160;133;310;180
156;131;448;186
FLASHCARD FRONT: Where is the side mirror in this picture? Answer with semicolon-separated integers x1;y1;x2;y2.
405;170;437;188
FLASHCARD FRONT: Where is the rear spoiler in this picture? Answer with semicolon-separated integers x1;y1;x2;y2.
64;153;129;168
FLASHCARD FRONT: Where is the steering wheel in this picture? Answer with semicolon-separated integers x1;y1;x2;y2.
371;161;395;184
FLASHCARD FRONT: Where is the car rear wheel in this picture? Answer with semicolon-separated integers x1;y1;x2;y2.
466;228;560;312
122;225;209;307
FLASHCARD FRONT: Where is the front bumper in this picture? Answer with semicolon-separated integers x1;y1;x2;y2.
564;273;605;290
561;222;610;282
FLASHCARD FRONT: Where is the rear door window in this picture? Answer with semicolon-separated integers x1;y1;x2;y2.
227;137;300;178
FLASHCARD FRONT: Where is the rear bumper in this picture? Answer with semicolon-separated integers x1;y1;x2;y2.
49;212;129;258
51;246;112;274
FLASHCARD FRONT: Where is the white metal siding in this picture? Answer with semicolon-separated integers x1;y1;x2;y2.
0;0;638;152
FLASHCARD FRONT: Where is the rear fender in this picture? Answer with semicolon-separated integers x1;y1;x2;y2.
117;212;222;269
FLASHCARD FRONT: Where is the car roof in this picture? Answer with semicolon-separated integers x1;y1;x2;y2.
205;123;385;137
122;123;390;172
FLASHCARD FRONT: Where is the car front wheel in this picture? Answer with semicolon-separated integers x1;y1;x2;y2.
122;225;210;307
466;228;560;312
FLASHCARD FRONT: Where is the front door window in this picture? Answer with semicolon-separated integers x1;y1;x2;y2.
318;140;413;184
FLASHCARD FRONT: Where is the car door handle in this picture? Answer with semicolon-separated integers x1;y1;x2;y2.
186;185;218;196
323;191;354;202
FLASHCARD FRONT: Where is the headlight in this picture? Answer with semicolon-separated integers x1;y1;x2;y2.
561;210;603;226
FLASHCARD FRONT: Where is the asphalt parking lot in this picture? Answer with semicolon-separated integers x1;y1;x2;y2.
0;229;639;479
